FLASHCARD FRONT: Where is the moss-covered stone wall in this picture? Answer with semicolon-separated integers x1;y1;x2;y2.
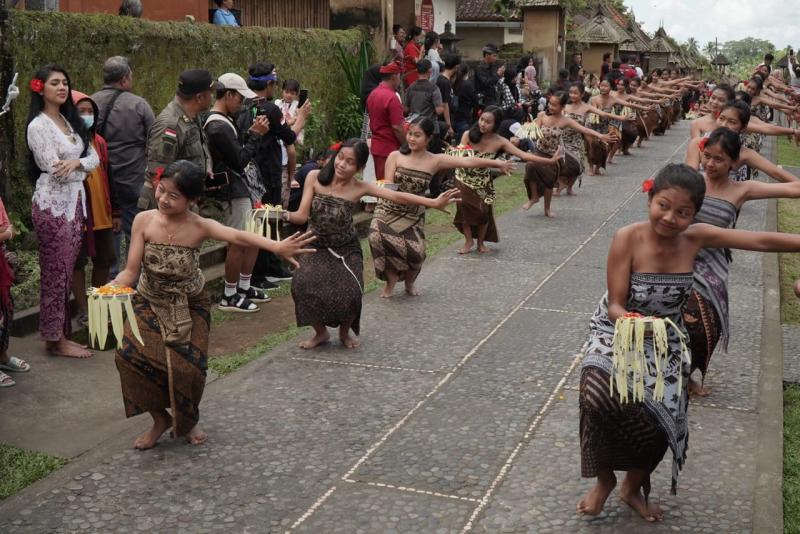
0;11;363;219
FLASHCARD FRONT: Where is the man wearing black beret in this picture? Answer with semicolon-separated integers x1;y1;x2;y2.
139;69;214;209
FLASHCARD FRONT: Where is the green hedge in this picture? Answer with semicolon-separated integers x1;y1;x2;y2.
0;11;364;221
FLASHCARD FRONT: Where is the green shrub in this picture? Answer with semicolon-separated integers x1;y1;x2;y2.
334;93;363;141
0;11;364;229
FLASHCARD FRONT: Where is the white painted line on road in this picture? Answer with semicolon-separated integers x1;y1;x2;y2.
520;306;594;316
343;477;481;503
460;348;583;533
289;135;689;532
290;356;443;374
286;485;337;532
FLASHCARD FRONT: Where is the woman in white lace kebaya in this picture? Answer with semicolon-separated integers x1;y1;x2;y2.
26;65;99;358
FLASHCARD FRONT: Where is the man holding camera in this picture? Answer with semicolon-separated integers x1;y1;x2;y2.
204;73;271;312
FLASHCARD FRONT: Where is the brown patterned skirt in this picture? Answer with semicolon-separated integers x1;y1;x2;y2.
453;179;499;243
682;290;722;380
115;292;211;437
586;136;608;168
292;239;363;335
620;122;638;152
580;367;669;478
368;216;426;281
523;152;581;199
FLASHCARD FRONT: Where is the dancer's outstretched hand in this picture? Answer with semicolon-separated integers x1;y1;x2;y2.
550;146;565;163
274;231;317;268
433;188;461;213
498;159;516;175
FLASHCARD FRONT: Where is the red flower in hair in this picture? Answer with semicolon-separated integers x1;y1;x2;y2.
153;166;165;189
641;177;655;193
698;137;708;152
329;142;342;152
29;78;44;93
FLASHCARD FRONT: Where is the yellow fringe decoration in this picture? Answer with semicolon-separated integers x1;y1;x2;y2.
610;315;690;403
589;113;601;125
87;290;144;349
246;204;283;241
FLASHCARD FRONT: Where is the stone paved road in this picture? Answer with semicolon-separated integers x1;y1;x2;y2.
0;123;780;533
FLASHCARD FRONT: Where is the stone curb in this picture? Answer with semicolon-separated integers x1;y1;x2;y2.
753;141;784;533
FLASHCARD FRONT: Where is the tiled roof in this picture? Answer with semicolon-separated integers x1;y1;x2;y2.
456;0;521;21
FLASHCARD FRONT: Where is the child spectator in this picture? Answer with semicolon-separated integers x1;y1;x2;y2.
274;79;303;208
0;196;29;387
71;91;119;327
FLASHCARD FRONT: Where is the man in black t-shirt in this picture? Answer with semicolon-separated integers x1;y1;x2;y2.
435;53;461;146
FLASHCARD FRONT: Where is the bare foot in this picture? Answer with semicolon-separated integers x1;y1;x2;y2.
404;284;420;296
65;339;89;350
134;414;172;450
185;425;207;446
620;481;663;522
521;199;538;211
566;188;577;196
340;333;361;349
478;244;491;254
544;209;556;218
577;473;617;515
588;168;596;176
380;286;394;299
299;330;330;349
689;378;711;397
458;243;474;254
47;339;92;359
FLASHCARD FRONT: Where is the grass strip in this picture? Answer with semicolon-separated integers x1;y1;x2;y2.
785;384;800;532
0;444;67;501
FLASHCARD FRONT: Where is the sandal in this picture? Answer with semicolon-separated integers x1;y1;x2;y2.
0;370;15;387
218;293;259;313
0;356;30;373
238;286;271;303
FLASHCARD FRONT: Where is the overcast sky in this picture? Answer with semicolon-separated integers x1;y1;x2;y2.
625;0;796;49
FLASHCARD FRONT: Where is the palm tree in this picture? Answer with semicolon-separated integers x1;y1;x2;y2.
686;38;699;55
704;41;716;61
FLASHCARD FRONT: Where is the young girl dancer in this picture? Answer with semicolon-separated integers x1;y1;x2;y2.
579;163;800;522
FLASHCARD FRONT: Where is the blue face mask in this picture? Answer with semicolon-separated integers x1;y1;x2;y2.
82;115;94;129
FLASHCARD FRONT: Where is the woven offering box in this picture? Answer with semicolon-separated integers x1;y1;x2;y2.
610;312;689;403
246;204;284;240
87;285;143;349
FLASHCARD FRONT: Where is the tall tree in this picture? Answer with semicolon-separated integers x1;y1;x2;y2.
721;37;775;64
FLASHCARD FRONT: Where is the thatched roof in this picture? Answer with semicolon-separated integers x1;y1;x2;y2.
711;53;731;66
572;10;633;45
649;27;676;54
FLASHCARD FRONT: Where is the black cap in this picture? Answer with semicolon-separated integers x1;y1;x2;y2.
178;69;213;95
482;43;499;54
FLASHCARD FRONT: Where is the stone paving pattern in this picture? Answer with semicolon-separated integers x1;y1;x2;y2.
0;123;779;532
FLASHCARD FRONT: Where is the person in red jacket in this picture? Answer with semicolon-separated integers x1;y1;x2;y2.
403;26;425;87
71;91;119;327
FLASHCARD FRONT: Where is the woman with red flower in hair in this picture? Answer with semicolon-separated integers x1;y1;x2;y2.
26;65;99;359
